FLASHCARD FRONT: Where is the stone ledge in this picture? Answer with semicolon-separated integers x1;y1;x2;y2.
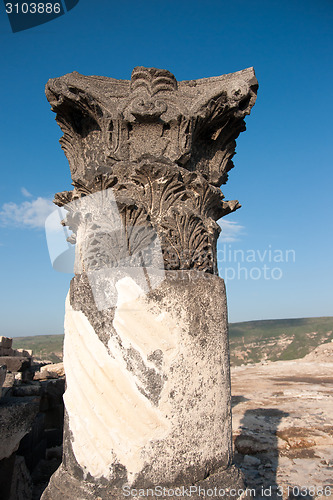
0;396;40;460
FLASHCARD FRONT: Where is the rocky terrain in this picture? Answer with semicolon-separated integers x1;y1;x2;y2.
0;337;65;500
231;341;333;499
229;317;333;366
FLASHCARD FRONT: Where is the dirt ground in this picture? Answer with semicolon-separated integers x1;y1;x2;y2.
231;342;333;500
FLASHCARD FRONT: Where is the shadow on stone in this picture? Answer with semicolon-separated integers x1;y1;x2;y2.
234;408;290;499
231;395;249;408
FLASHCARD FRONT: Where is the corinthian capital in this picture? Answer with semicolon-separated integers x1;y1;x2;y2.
46;67;258;274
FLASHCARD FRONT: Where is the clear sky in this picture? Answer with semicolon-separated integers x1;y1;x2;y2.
0;0;332;336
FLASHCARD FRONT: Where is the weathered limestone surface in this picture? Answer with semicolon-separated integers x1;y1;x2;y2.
42;66;257;498
0;397;40;460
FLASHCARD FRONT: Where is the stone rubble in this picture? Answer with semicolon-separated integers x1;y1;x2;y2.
0;338;65;500
0;336;33;374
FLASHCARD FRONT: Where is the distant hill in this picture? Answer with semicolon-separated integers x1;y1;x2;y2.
13;334;64;363
229;316;333;365
12;316;333;366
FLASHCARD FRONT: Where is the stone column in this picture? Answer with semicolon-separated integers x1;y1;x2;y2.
42;67;258;499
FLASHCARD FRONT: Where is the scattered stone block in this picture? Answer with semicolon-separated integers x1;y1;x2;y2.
3;372;15;387
0;347;14;356
2;372;15;398
234;433;274;455
0;337;12;349
34;371;59;381
40;362;64;377
0;357;31;373
15;349;33;358
243;454;261;466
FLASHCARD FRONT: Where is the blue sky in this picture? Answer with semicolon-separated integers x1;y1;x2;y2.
0;0;332;336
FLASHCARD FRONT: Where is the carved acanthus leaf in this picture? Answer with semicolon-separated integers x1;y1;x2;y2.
72;173;118;197
80;202;154;272
54;190;74;207
131;162;186;220
160;209;215;273
130;67;178;95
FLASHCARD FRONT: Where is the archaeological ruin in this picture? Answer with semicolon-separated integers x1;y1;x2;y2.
41;66;258;499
